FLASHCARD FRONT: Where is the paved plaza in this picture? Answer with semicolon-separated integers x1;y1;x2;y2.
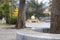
0;20;50;40
0;25;16;40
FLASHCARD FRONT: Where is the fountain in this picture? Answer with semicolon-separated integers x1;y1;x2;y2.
27;15;39;23
16;22;60;40
16;16;60;40
16;28;60;40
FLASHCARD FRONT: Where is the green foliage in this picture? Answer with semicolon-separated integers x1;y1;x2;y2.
0;0;16;19
2;3;9;13
0;11;3;19
26;0;46;19
49;0;52;11
7;16;17;24
26;12;33;19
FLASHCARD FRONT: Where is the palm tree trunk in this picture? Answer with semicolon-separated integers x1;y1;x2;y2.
50;0;60;34
16;0;26;29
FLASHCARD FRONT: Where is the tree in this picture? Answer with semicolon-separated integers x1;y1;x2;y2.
50;0;60;34
0;0;16;23
0;1;10;23
49;0;52;13
16;0;26;29
26;0;46;19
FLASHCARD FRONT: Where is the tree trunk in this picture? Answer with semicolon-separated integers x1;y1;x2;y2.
5;13;10;24
16;0;26;29
50;0;60;34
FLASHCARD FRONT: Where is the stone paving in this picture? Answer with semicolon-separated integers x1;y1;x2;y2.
0;25;17;40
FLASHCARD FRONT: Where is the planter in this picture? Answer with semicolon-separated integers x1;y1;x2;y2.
16;28;60;40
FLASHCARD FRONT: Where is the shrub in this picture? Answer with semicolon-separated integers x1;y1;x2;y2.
7;16;17;24
0;12;3;19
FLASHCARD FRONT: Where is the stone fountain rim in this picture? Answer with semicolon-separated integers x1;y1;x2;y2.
17;28;60;39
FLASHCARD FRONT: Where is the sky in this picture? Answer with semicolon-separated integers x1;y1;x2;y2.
38;0;49;3
17;0;49;4
38;0;49;7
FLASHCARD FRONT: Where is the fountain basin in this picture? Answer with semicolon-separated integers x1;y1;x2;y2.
16;28;60;40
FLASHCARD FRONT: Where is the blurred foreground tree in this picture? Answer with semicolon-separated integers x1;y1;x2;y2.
16;0;26;29
50;0;60;34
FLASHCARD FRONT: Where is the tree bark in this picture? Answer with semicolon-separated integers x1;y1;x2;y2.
16;0;26;29
50;0;60;34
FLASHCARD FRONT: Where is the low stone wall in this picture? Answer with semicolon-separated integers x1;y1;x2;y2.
16;28;60;40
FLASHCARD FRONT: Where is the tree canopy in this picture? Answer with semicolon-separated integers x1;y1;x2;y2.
26;0;46;19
